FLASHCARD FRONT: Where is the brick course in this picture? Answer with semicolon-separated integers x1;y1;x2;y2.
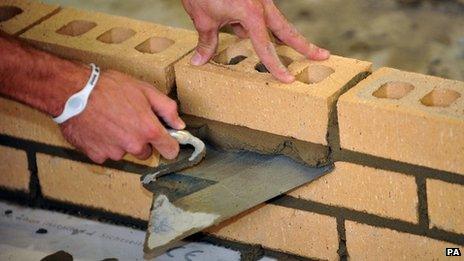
20;7;198;94
176;38;371;146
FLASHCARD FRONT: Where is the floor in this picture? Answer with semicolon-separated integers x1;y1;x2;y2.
42;0;464;81
0;200;275;260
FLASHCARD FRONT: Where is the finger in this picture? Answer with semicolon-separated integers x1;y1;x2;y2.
191;22;219;65
132;144;152;160
243;17;295;83
108;147;125;161
231;23;248;39
86;149;107;164
142;86;186;130
145;117;180;160
262;1;330;60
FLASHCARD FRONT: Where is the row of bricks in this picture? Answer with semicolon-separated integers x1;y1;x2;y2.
175;38;464;174
1;144;462;235
2;1;463;174
0;144;462;259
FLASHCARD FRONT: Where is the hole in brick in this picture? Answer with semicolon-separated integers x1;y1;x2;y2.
420;89;461;107
373;81;415;99
135;37;174;54
97;27;136;44
296;64;335;84
213;46;253;65
56;20;97;37
0;6;23;22
254;56;293;73
228;55;247;65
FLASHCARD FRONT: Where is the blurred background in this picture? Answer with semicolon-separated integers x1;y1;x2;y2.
43;0;464;81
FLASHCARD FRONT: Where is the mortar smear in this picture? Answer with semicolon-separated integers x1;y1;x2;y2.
148;195;219;249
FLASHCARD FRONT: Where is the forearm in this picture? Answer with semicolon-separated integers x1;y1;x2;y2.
0;33;89;117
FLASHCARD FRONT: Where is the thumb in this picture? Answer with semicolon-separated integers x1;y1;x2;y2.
191;26;219;66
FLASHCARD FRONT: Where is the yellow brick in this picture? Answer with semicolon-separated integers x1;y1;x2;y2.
176;38;371;145
207;204;339;260
0;0;59;35
338;67;464;174
20;7;198;94
288;162;418;223
427;179;464;234
0;145;29;192
0;97;159;167
346;221;462;260
36;153;152;220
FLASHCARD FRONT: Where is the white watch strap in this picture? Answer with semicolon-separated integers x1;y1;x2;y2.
53;63;100;124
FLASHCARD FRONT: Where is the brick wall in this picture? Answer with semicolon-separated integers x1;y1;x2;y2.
0;1;462;260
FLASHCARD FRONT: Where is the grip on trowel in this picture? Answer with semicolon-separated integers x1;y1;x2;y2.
140;130;206;185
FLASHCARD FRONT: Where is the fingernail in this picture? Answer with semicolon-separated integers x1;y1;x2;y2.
309;48;330;60
319;48;330;59
278;72;295;84
191;51;203;66
285;74;295;83
178;119;186;129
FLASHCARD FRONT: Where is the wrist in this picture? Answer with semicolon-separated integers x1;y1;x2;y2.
47;63;91;117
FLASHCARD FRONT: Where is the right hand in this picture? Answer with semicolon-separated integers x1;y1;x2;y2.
60;69;185;164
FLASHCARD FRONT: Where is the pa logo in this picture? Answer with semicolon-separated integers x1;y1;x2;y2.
446;248;462;256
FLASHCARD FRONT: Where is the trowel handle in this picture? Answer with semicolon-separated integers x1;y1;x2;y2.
140;130;206;185
167;129;206;161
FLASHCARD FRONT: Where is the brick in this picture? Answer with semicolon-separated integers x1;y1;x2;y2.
338;67;464;174
20;7;198;94
346;221;462;260
0;145;29;192
176;38;371;146
0;97;159;166
427;179;464;234
288;161;418;223
36;153;152;220
0;0;59;35
207;204;339;260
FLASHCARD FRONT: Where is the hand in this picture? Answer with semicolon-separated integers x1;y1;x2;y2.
60;70;185;164
182;0;330;83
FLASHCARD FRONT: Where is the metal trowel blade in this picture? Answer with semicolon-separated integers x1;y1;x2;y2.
143;146;333;257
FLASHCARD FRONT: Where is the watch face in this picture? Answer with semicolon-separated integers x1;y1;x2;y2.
68;96;84;110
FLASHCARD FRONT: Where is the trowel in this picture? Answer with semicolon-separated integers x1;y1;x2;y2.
140;129;333;257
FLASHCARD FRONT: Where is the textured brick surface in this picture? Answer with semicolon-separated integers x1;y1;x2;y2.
36;153;152;220
207;204;339;260
427;179;464;234
0;0;59;35
21;7;197;94
0;145;29;192
0;97;160;167
346;221;462;260
288;161;418;223
176;38;371;145
338;67;464;174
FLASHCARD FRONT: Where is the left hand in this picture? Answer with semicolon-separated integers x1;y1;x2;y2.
182;0;330;83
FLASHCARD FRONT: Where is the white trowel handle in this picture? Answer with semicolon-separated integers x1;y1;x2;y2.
167;129;206;161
